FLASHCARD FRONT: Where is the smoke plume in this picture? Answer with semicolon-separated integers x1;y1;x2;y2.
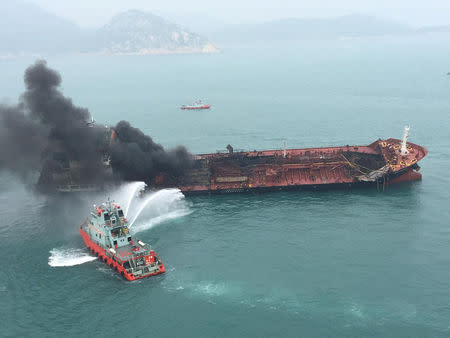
0;60;192;189
110;121;191;181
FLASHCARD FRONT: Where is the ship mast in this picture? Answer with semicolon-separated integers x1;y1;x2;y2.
400;125;410;156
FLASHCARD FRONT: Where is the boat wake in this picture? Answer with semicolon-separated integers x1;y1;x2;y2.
48;248;97;267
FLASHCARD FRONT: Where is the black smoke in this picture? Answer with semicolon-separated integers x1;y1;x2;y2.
0;60;192;189
110;121;191;181
0;103;48;180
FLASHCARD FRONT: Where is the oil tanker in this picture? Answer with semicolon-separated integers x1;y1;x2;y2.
40;126;427;193
153;127;427;194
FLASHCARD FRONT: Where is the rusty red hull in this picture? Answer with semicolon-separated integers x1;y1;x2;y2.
154;138;427;194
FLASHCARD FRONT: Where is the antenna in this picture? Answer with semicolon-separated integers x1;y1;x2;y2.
400;125;410;156
282;140;287;158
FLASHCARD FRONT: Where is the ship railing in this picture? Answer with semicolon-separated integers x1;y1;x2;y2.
208;149;246;156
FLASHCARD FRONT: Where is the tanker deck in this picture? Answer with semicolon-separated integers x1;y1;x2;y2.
154;134;427;194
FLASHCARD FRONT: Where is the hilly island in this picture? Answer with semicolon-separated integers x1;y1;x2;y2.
0;1;219;56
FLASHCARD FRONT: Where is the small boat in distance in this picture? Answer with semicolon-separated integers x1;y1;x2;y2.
181;100;210;110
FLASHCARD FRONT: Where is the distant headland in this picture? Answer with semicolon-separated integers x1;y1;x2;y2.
0;2;219;56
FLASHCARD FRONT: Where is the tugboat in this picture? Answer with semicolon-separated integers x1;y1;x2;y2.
181;100;210;110
79;200;165;281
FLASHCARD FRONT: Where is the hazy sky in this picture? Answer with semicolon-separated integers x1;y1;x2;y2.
28;0;450;28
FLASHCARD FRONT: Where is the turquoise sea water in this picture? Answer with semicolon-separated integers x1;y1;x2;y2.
1;36;450;336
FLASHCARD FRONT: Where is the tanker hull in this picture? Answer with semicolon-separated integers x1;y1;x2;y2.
155;138;427;194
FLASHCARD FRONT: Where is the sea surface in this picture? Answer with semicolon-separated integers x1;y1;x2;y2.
1;36;450;337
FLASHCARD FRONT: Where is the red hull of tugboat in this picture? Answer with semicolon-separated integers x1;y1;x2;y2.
79;227;165;281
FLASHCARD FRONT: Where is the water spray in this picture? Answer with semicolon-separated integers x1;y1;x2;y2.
128;189;186;229
123;181;146;217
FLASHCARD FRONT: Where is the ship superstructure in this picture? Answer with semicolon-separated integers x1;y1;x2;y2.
79;201;165;280
38;124;116;192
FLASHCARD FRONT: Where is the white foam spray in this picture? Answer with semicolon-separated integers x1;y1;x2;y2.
123;181;146;217
106;181;146;217
128;188;191;231
132;208;191;233
48;248;97;267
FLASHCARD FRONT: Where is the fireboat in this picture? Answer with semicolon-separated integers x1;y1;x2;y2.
79;200;165;281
